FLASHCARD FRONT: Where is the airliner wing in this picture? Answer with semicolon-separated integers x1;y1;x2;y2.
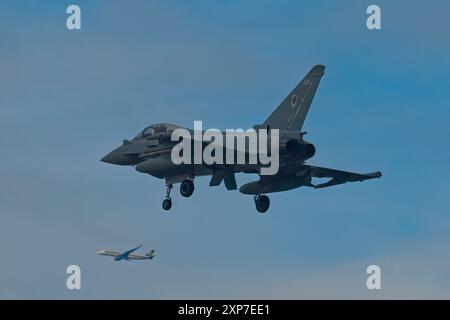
97;249;120;257
121;244;143;257
127;254;148;260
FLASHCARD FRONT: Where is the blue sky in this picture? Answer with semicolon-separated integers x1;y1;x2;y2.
1;0;450;298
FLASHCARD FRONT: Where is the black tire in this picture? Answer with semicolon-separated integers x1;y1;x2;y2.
162;198;172;211
255;195;270;213
180;180;194;197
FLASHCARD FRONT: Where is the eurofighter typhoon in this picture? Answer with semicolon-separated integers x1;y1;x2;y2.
101;65;382;213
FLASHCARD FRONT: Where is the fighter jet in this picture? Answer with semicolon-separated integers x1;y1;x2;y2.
101;65;381;213
97;244;155;261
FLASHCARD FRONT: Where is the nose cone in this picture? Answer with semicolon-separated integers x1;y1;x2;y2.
101;147;133;166
101;151;118;164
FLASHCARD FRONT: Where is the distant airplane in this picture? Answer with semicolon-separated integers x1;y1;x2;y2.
97;244;155;261
101;65;381;213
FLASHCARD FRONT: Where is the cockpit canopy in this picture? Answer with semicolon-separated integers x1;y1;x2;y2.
133;123;182;140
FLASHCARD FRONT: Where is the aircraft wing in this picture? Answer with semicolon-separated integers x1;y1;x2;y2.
128;249;155;260
127;254;148;260
307;165;382;189
121;244;143;257
97;249;120;257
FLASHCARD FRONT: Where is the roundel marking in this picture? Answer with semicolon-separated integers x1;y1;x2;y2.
290;94;298;109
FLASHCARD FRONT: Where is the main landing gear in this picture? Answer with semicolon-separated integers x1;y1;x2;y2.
162;179;195;211
161;178;270;213
254;194;270;213
253;181;270;213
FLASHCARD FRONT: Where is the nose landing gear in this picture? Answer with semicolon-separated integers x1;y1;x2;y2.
162;198;172;210
253;181;270;213
161;179;196;211
162;184;173;211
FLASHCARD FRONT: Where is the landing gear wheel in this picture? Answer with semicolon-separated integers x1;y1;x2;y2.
162;184;173;211
180;179;195;197
162;198;172;211
254;195;270;213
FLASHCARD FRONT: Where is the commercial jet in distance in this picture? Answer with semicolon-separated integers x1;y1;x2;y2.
101;65;382;213
97;244;155;261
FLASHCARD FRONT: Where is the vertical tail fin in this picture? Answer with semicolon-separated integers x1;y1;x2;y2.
262;65;325;131
146;250;155;259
